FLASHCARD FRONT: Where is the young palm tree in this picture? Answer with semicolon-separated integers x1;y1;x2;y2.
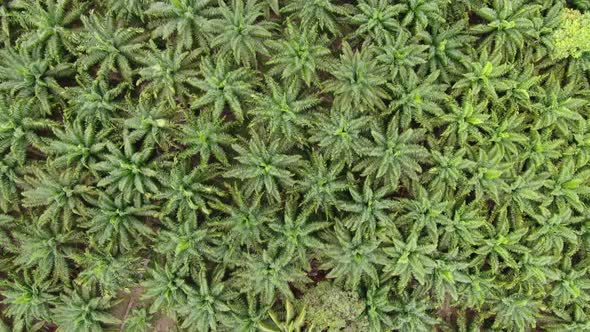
223;132;301;202
282;0;352;36
320;225;387;289
190;56;257;122
0;96;54;165
0;273;57;332
323;42;389;112
266;22;332;87
209;0;277;67
249;77;319;143
354;115;429;188
0;47;73;113
52;286;120;332
137;43;202;106
75;12;146;82
145;0;215;50
177;267;234;332
235;247;308;304
13;0;86;60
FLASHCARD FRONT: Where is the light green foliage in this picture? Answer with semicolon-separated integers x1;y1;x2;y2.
298;282;368;332
258;299;308;332
552;8;590;59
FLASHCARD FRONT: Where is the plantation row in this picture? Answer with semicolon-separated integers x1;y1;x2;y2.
0;0;590;331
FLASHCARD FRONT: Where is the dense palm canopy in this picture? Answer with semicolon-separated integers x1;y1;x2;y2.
1;0;590;331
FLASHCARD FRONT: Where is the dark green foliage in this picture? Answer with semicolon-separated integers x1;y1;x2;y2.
209;0;276;67
72;250;141;297
211;184;273;249
190;55;256;121
136;43;201;106
63;74;127;125
52;286;119;332
249;77;318;143
141;262;192;315
94;138;160;203
177;268;234;331
258;299;307;332
351;0;404;45
21;167;93;229
13;223;79;283
41;119;110;174
121;307;153;332
145;0;214;51
178;109;234;165
75;12;145;82
0;273;56;332
154;215;215;272
224;132;301;202
266;22;332;87
0;97;53;164
354;116;429;188
323;42;389;112
1;1;590;331
320;225;386;289
470;0;541;60
268;200;329;269
85;194;156;254
12;0;86;61
295;151;347;215
308;108;372;165
0;47;72;113
282;0;351;36
235;247;308;304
